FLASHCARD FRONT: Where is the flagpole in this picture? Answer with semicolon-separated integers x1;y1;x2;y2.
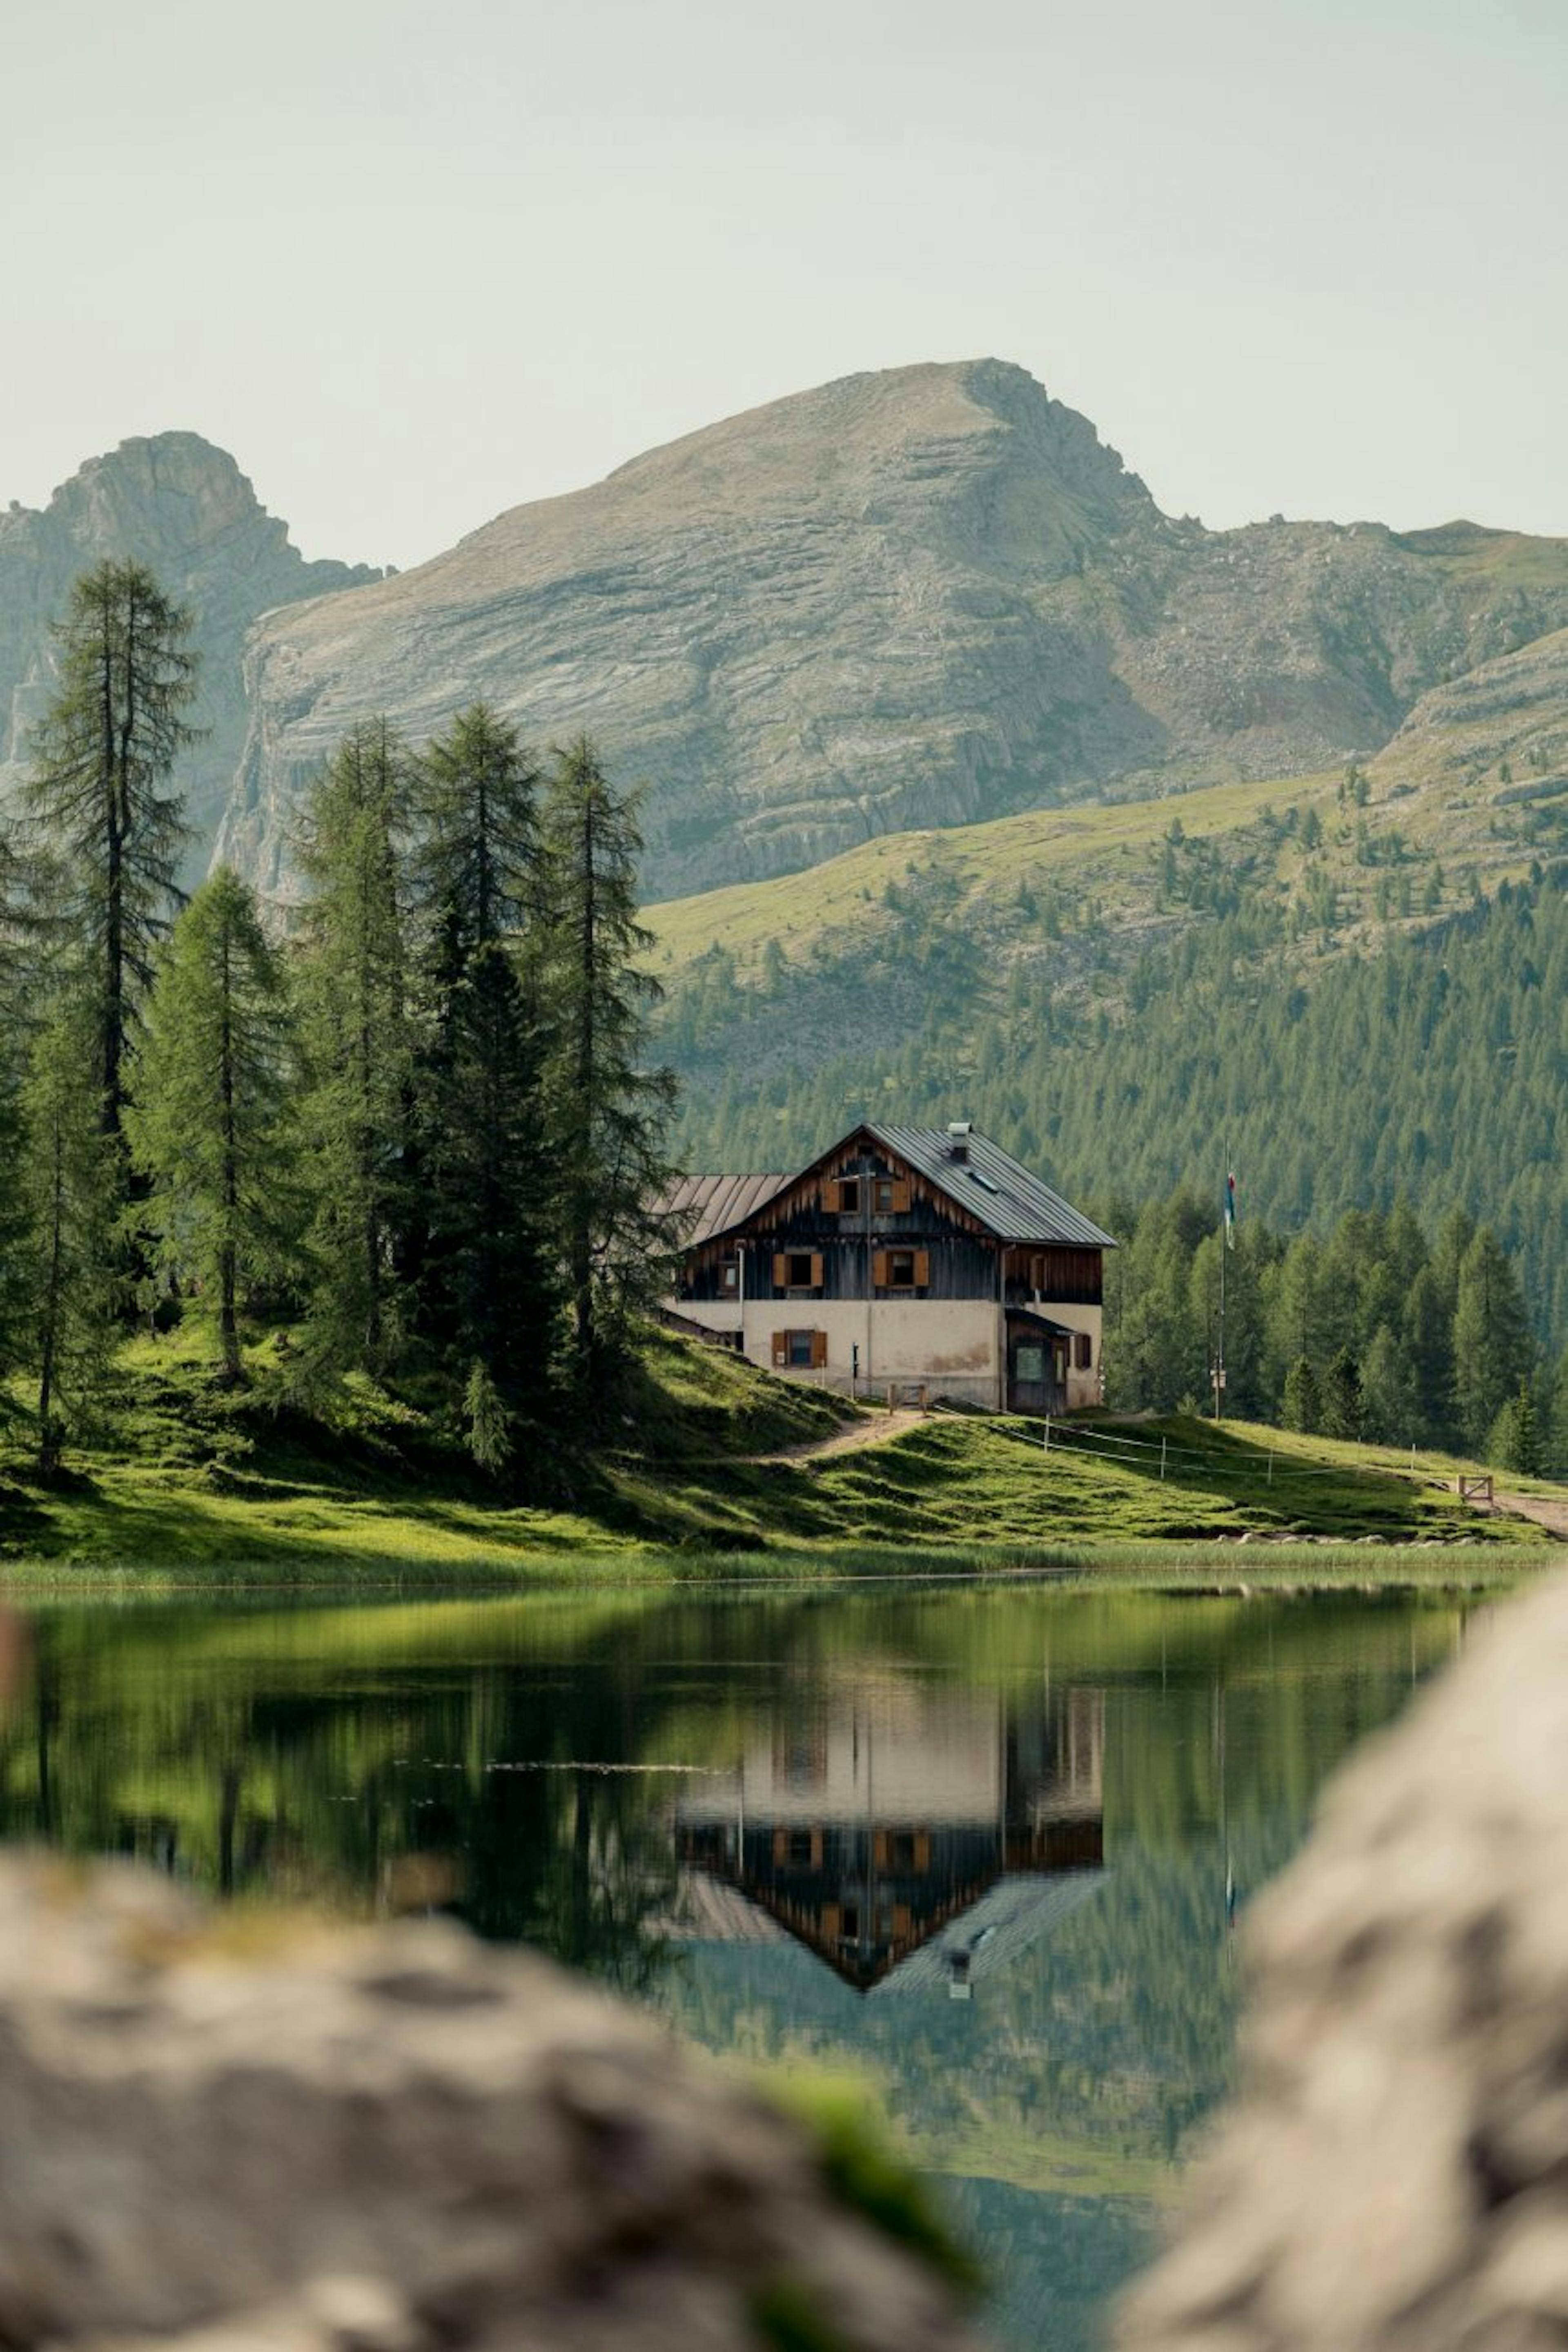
1216;1152;1227;1422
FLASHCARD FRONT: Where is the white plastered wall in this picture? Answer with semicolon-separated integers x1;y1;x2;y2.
742;1297;1003;1408
665;1292;1105;1410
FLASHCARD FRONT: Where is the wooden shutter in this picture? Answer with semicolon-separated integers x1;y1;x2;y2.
889;1178;911;1212
772;1332;788;1367
809;1252;824;1290
773;1828;788;1864
913;1249;930;1289
823;1180;840;1213
873;1250;889;1289
772;1252;788;1289
810;1330;828;1368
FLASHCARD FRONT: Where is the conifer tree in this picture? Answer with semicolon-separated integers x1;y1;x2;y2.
293;720;413;1369
1452;1226;1533;1451
1282;1355;1322;1434
19;998;118;1470
125;868;297;1385
1487;1382;1541;1476
411;706;557;1407
1361;1323;1420;1445
22;560;197;1148
539;736;679;1399
0;832;30;1395
1321;1345;1365;1440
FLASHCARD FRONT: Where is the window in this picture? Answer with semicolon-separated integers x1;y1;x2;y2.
773;1250;824;1291
1015;1342;1046;1383
1074;1332;1092;1370
873;1177;911;1213
773;1329;828;1369
720;1258;739;1294
873;1247;929;1291
837;1176;862;1214
788;1829;815;1866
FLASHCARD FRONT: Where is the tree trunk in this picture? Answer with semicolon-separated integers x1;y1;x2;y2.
218;922;242;1386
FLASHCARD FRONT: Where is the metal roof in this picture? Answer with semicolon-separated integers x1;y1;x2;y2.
869;1870;1105;1999
868;1125;1117;1249
662;1172;793;1247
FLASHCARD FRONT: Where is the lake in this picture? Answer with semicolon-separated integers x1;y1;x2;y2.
0;1582;1483;2348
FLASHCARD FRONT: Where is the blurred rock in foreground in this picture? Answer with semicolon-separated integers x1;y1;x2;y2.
0;1855;984;2352
1120;1579;1568;2352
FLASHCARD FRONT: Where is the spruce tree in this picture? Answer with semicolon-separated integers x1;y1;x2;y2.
1452;1226;1533;1451
0;833;30;1396
125;868;298;1385
19;998;118;1470
293;719;414;1370
22;560;197;1148
411;706;557;1408
1321;1346;1365;1440
1282;1355;1322;1434
539;736;679;1400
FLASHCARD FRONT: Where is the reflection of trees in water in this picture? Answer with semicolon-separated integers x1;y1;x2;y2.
0;1592;1468;2022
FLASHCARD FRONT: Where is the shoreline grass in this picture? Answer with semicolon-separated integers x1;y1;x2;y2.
2;1320;1563;1600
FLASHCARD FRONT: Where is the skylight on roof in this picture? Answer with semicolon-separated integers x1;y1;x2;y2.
967;1168;1000;1193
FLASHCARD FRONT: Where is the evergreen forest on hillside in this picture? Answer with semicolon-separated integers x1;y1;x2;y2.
0;562;678;1480
1;558;1564;1500
665;873;1568;1366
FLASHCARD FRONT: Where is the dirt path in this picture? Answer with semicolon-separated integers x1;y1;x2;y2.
1492;1490;1568;1539
744;1408;928;1466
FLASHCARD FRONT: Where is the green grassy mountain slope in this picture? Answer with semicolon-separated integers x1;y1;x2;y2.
648;722;1568;1344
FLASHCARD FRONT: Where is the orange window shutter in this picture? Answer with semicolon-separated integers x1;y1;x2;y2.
822;1180;839;1213
873;1250;889;1288
891;1178;911;1212
810;1330;828;1368
809;1252;824;1289
772;1252;788;1289
772;1332;788;1367
913;1249;930;1288
772;1828;788;1865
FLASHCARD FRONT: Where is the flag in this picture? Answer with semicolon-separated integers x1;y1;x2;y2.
1224;1171;1237;1251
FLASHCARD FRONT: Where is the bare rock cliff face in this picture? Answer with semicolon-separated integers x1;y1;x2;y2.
0;1853;983;2352
216;361;1568;902
1118;1574;1568;2352
0;434;377;868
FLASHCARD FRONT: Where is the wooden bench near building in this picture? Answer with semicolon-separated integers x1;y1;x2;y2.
663;1120;1116;1416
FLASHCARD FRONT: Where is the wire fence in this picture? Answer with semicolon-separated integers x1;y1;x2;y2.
989;1412;1452;1494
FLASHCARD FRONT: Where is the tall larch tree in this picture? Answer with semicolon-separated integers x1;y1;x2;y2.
125;868;298;1385
23;560;197;1151
539;736;679;1402
412;705;558;1429
0;831;31;1396
19;997;118;1471
1451;1225;1534;1452
293;719;414;1371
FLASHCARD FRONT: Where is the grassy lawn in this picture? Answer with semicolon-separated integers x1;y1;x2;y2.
0;1321;1561;1591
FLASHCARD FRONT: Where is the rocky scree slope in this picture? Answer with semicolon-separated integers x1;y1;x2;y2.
218;359;1568;901
0;432;378;869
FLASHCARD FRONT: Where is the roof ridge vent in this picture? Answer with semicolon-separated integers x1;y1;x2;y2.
946;1118;973;1163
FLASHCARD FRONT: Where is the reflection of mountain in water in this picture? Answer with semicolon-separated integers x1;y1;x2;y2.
675;1681;1104;1994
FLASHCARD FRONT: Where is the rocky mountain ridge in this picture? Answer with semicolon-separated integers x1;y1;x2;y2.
215;360;1568;901
7;370;1568;909
0;432;378;862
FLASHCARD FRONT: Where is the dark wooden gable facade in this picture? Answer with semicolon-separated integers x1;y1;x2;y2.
675;1125;1004;1313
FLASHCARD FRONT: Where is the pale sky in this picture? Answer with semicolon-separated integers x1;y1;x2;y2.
4;0;1564;570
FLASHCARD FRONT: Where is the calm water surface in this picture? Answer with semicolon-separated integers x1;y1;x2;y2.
0;1584;1480;2348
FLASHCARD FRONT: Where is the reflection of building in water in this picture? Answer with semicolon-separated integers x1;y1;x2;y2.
675;1680;1104;1993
